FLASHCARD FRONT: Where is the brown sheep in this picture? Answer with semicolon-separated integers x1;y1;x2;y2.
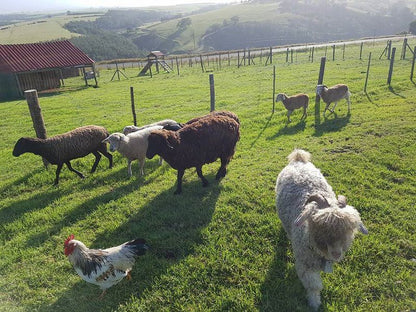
146;112;240;194
13;125;112;185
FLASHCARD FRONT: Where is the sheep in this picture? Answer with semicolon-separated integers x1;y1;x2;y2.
316;84;351;117
275;93;309;122
122;119;182;135
146;112;240;194
102;125;163;177
12;125;113;185
123;119;183;165
184;110;240;125
275;149;368;310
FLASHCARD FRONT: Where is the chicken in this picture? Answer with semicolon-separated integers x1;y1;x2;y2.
64;234;149;297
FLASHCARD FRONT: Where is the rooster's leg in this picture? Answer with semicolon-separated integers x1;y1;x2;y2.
98;289;107;299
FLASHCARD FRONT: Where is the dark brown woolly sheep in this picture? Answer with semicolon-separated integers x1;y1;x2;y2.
184;110;240;125
13;125;113;185
146;112;240;194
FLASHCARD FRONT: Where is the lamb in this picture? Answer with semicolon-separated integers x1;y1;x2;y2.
12;125;113;185
146;111;240;194
316;84;351;117
275;149;368;310
122;119;182;135
275;93;309;122
102;125;163;177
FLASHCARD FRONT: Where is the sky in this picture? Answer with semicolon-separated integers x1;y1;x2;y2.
2;0;235;14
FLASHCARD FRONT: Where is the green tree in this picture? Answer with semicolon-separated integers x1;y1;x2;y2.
410;20;416;34
177;17;192;31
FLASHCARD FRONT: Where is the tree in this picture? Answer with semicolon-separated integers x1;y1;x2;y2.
177;17;192;31
410;20;416;35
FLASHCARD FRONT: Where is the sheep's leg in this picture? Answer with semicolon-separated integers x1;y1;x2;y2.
98;144;113;168
127;160;132;177
158;157;163;165
301;106;307;120
196;166;209;187
90;151;101;173
216;157;229;180
65;161;85;179
295;261;323;311
138;158;145;176
287;110;293;123
323;103;331;117
330;101;338;113
54;163;64;185
174;169;185;195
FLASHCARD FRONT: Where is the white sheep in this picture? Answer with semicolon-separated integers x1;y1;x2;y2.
122;119;182;135
316;84;351;117
275;93;309;122
102;125;163;177
275;149;368;310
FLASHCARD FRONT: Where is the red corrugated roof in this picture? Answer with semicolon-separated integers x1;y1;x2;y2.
0;40;94;73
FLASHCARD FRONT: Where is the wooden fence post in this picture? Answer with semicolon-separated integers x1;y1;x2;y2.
25;89;48;168
364;52;372;93
209;74;215;112
315;57;326;125
286;48;289;62
130;86;137;126
272;65;276;113
311;46;314;63
176;57;180;76
332;45;336;61
410;46;416;81
387;47;396;85
360;42;363;60
401;38;408;60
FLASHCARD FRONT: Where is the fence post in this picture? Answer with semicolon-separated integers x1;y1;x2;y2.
209;74;215;112
311;46;314;63
387;40;392;60
272;65;276;113
332;45;335;61
410;46;416;81
364;52;372;93
387;47;396;85
286;48;289;62
342;43;345;60
402;38;408;60
360;42;363;60
315;57;326;125
25;89;49;168
130;86;137;126
176;57;180;76
269;46;273;64
200;55;204;72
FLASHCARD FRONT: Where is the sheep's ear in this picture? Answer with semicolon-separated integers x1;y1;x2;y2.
338;195;347;208
294;204;316;226
359;222;369;235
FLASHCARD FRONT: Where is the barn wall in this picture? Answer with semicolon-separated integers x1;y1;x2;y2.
0;73;20;101
17;70;61;93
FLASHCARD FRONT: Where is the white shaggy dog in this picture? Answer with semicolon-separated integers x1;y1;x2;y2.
275;149;368;310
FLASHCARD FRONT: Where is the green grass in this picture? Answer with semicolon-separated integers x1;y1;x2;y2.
0;14;100;44
0;40;415;312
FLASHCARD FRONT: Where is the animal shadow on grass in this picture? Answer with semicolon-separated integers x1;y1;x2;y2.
250;112;274;148
0;169;74;228
260;227;312;312
314;114;350;137
23;165;163;248
267;120;306;141
39;177;220;312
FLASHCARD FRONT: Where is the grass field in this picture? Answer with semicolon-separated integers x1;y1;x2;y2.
0;40;415;311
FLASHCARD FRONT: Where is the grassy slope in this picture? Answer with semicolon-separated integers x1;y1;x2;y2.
0;14;100;44
0;39;415;311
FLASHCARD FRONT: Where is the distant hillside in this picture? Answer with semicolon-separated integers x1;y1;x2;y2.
0;1;415;60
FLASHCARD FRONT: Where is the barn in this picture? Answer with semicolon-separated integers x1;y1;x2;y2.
0;40;96;101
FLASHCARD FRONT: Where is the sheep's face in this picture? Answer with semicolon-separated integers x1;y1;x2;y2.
275;93;284;102
309;207;358;262
103;134;123;152
146;133;161;159
12;138;26;156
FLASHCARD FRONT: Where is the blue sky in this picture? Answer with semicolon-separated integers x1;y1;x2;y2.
3;0;235;14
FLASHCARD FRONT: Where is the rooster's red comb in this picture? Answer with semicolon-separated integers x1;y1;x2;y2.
64;234;75;246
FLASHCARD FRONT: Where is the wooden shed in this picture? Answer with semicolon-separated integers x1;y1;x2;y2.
0;40;96;101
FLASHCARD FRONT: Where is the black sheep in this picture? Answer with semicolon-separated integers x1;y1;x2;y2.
146;112;240;194
13;125;113;185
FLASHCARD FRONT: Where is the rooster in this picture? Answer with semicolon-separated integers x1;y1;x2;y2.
64;234;149;297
